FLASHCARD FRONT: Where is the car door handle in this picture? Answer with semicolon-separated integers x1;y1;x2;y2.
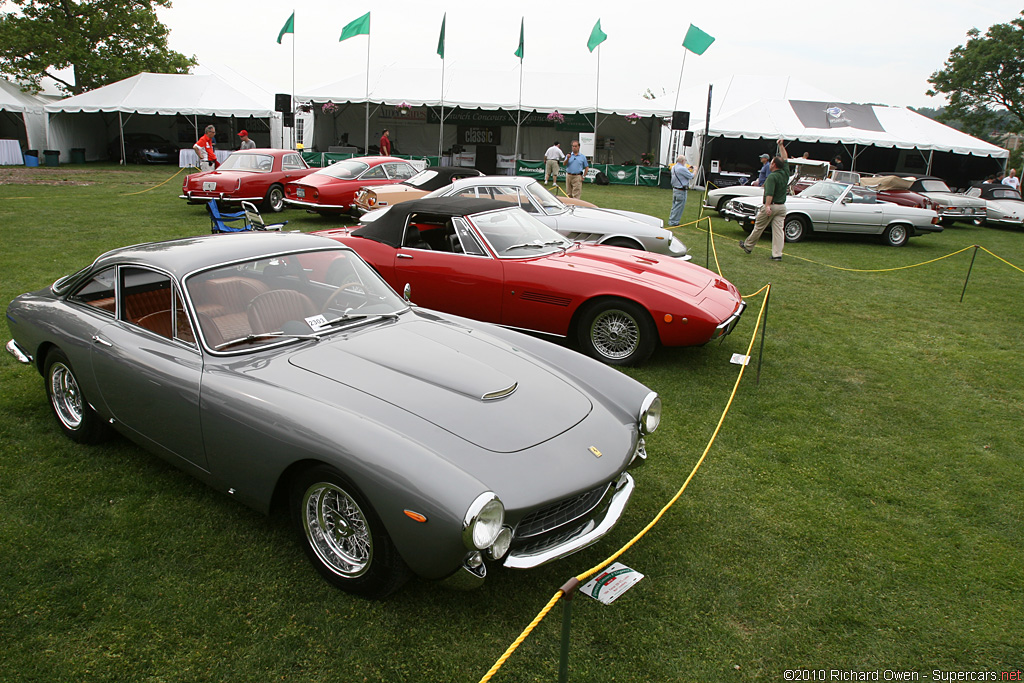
397;253;414;259
91;335;113;347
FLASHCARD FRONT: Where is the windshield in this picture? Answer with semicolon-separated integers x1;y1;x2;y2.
990;187;1022;200
798;181;850;202
525;182;569;215
218;153;274;173
919;179;952;193
468;208;571;257
185;247;405;352
404;169;438;187
317;160;370;180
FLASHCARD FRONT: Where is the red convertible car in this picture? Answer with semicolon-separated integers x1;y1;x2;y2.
284;156;418;215
180;149;317;213
314;197;745;366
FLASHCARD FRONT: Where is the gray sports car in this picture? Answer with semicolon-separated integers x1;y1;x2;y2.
722;180;942;247
362;175;689;258
5;232;660;598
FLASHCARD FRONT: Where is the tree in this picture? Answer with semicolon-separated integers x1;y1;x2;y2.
927;12;1024;140
0;0;195;95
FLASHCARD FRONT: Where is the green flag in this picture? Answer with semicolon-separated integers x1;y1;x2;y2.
277;11;294;44
682;24;715;55
514;18;524;60
437;13;446;59
340;12;370;42
587;19;606;53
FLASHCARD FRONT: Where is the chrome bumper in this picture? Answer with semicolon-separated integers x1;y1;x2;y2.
715;301;746;339
6;339;32;364
503;472;634;570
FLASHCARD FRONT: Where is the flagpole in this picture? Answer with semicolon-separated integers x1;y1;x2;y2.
365;30;371;155
594;43;600;140
439;60;445;160
291;18;296;149
669;49;687;165
515;57;523;162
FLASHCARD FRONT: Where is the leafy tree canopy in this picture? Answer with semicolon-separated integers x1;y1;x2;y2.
927;12;1024;139
0;0;195;95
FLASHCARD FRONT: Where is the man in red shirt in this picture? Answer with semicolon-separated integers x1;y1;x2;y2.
193;125;217;171
379;129;391;156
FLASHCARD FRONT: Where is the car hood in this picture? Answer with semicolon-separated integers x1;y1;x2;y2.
563;206;666;232
546;245;718;298
288;318;592;453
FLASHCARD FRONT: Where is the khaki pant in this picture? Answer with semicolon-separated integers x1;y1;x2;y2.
566;173;583;198
743;203;787;258
545;159;560;183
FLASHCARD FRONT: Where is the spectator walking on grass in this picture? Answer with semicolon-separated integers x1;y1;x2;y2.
669;155;694;226
739;139;790;262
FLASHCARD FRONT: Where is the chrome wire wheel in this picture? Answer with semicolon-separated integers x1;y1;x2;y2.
302;481;373;579
49;362;84;430
590;308;641;361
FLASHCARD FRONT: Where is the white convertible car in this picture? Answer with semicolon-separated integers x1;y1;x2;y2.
721;180;942;247
702;159;831;214
964;184;1024;228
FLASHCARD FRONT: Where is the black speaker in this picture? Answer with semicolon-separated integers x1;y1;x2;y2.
282;112;295;127
275;93;292;113
671;111;690;131
683;131;694;146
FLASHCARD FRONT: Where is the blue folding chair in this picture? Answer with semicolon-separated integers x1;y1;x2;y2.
206;199;248;233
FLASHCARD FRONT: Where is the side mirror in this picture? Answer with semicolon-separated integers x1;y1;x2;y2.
403;283;412;302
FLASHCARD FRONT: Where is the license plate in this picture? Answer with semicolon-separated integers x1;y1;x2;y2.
203;181;217;191
297;188;305;198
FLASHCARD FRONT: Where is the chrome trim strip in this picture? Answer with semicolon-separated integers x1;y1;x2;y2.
283;198;348;210
482;382;517;401
715;301;747;337
503;472;634;569
6;339;32;364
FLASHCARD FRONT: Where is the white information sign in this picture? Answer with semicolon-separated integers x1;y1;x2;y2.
304;314;329;331
580;562;644;604
578;132;596;158
730;353;751;366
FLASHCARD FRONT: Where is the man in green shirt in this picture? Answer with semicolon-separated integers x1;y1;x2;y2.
739;139;789;261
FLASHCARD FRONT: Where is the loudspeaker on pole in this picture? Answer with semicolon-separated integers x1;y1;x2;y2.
275;93;292;114
671;111;690;131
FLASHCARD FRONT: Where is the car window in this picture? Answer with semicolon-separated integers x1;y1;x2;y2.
452;217;487;256
919;179;952;193
404;169;438;187
525;182;568;215
385;163;417;180
469;208;571;258
361;165;388;180
220;154;274;173
318;160;369;179
120;266;196;344
282;153;307;171
68;267;116;316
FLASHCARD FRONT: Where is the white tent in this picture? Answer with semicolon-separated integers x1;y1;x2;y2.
0;79;48;162
44;72;281;162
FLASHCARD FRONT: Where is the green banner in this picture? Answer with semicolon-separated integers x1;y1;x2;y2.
515;161;662;186
427;108;591;129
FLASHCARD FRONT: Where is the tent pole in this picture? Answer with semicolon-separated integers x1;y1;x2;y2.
119;111;125;165
851;144;857;172
697;84;713;188
927;150;934;175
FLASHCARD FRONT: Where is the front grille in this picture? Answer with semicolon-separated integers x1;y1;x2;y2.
729;201;756;216
514;482;611;540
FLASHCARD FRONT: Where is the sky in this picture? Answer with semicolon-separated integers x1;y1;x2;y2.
149;1;1018;112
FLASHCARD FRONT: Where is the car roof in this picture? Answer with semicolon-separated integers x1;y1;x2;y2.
352;197;513;247
89;232;343;279
447;175;534;188
228;149;299;156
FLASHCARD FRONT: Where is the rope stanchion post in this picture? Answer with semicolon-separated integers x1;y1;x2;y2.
557;578;580;683
756;284;771;385
960;245;980;303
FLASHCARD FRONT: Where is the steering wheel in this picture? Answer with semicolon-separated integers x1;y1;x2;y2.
321;282;368;314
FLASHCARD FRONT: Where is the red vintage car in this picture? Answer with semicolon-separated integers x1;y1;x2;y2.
313;197;745;366
180;149;316;213
284;156;418;215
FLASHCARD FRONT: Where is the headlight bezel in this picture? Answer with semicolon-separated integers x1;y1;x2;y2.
462;492;505;551
639;392;661;435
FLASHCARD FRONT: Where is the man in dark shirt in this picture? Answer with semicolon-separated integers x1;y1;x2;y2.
739;139;789;261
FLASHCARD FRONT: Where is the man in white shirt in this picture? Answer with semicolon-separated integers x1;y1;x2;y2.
1002;168;1020;190
544;141;565;185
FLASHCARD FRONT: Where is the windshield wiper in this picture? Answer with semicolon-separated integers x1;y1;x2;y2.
504;242;549;252
213;331;319;351
319;309;403;328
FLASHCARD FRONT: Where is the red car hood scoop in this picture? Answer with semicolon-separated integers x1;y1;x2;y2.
288;319;592;453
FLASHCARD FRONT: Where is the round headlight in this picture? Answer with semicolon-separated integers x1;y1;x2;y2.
463;493;505;550
485;526;513;561
639;392;661;434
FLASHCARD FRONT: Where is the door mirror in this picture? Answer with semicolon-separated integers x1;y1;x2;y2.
403;283;412;302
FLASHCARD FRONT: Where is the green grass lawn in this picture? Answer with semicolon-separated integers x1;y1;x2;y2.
1;165;1022;682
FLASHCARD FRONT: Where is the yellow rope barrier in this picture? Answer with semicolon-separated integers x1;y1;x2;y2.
977;245;1024;275
476;286;773;683
121;166;188;196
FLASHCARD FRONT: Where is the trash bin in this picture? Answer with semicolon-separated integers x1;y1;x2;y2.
43;150;60;166
70;148;86;164
24;150;39;168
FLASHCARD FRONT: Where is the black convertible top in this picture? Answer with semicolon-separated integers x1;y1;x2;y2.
352;197;513;247
408;165;484;191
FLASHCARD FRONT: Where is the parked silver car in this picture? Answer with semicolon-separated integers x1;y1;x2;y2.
702;159;831;213
5;232;661;598
362;175;688;258
964;184;1024;227
722;181;942;246
874;173;986;226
